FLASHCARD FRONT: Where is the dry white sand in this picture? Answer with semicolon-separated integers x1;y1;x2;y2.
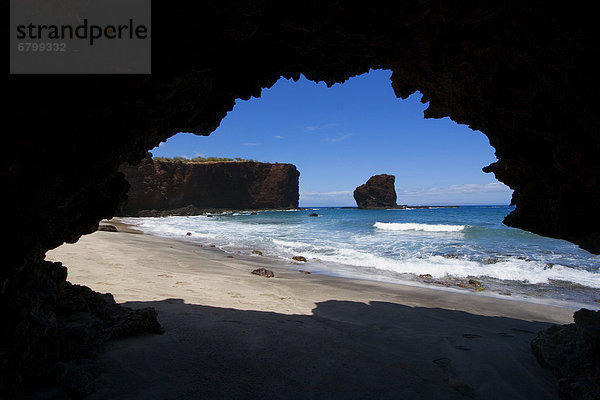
45;219;578;399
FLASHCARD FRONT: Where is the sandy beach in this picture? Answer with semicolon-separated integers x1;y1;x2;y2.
45;219;578;399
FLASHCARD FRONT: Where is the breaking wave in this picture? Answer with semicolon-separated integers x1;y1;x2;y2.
374;222;465;232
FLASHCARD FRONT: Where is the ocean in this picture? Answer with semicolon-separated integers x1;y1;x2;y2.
121;206;600;308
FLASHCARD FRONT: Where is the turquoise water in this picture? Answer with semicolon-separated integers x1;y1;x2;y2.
122;206;599;307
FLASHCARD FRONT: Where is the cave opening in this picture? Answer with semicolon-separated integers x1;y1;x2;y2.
47;69;599;320
151;69;513;207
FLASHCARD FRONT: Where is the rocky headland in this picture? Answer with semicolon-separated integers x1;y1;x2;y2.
118;156;300;216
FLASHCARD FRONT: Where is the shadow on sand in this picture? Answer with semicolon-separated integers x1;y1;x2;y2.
87;299;559;400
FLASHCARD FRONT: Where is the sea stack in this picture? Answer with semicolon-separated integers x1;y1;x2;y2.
353;174;399;209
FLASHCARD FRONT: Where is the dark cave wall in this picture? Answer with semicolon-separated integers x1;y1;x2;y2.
3;1;600;397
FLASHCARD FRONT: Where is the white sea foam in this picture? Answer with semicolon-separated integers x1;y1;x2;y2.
266;238;600;288
374;222;465;232
120;214;600;292
374;257;600;288
314;250;600;288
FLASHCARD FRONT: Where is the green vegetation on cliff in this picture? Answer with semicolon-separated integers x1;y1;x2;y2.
153;156;257;163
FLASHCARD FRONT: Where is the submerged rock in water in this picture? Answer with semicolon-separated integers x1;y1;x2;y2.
251;268;274;278
443;254;461;259
309;213;318;217
292;256;307;262
468;279;483;288
531;309;600;400
419;274;433;280
482;258;500;264
252;250;263;256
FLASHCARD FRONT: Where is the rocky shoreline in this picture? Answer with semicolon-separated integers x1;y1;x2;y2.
129;205;303;217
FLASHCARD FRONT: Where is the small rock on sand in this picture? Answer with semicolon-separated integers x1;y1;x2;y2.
251;268;274;278
98;224;118;232
419;274;432;280
252;250;263;256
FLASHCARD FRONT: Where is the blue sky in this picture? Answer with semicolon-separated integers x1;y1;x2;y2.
151;69;513;207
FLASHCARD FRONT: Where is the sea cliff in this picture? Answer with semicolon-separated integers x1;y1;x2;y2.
118;156;299;216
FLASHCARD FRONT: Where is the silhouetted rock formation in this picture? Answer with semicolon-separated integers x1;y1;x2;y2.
531;309;600;400
11;262;163;399
4;2;600;398
118;156;299;216
354;174;400;208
